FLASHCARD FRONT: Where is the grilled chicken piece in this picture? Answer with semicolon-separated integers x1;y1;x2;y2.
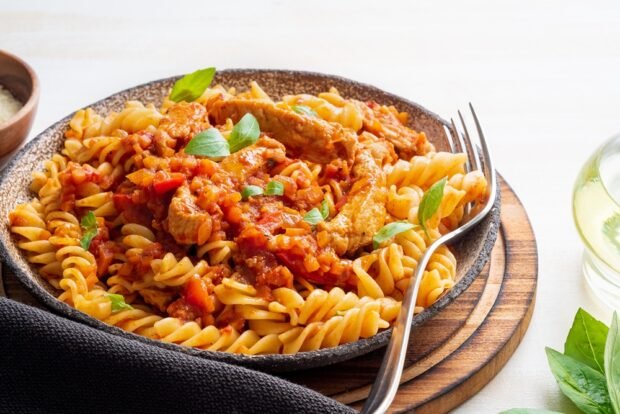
220;136;287;184
319;149;387;255
159;102;210;144
353;100;433;159
166;185;212;245
210;99;357;164
358;131;397;166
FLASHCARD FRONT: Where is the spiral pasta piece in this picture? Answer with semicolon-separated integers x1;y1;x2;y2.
386;152;467;189
151;253;210;287
278;299;389;354
281;91;363;131
153;318;281;354
56;245;97;305
65;108;104;140
196;239;237;265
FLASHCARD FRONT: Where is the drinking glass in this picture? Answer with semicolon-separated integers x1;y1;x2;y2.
574;134;620;309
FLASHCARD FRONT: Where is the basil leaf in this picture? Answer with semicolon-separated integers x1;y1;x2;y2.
320;199;329;220
499;410;565;414
265;180;284;196
81;210;97;230
291;105;318;117
185;128;230;159
241;185;263;200
565;308;609;374
80;211;98;250
605;312;620;414
373;221;415;249
80;230;97;251
107;293;133;312
418;177;447;238
545;347;612;414
303;208;324;226
169;67;216;103
229;113;260;153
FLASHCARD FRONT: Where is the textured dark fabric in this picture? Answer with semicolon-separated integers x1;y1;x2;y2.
0;298;355;414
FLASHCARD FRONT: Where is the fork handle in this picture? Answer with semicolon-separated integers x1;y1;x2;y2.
360;241;441;414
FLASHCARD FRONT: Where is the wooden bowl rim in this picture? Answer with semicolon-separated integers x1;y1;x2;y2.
0;49;40;130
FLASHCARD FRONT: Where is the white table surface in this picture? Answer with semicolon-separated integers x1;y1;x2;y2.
2;0;619;412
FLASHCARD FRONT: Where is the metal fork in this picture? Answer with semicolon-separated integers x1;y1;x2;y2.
361;104;498;414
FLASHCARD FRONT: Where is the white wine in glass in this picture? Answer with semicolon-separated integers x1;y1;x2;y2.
574;134;620;309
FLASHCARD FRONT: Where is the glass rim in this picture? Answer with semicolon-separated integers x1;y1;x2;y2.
595;133;620;210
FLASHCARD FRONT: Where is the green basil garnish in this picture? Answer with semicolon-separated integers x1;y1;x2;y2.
241;185;263;200
303;208;324;226
372;221;414;250
80;211;98;250
418;177;447;238
107;293;133;312
229;113;260;153
264;181;284;196
320;200;329;220
291;105;318;117
185;128;230;159
169;67;216;103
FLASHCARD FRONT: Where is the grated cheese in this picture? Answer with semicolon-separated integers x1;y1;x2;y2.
0;85;23;125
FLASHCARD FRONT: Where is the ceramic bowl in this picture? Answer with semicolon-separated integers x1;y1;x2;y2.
0;69;500;372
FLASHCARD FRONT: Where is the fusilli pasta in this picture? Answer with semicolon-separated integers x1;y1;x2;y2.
8;73;488;355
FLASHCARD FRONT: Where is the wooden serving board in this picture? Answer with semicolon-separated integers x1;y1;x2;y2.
1;177;537;413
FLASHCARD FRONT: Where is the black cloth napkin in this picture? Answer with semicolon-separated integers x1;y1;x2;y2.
0;298;355;414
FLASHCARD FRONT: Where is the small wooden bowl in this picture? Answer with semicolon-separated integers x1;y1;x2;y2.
0;50;39;156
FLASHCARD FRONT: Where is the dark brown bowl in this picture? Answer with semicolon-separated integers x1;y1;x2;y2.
0;69;500;372
0;50;39;156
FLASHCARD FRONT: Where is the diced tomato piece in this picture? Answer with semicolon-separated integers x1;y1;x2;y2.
184;276;214;312
152;172;185;195
334;195;348;211
113;193;134;211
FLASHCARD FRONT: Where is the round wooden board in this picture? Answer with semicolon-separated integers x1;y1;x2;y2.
1;176;537;413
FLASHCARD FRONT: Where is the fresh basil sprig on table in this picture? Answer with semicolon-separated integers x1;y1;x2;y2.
291;105;318;117
545;348;611;414
241;185;263;201
605;313;620;414
372;221;415;249
184;128;230;159
501;309;620;414
169;67;216;103
107;293;133;312
264;180;284;196
80;211;98;250
565;308;609;374
418;177;446;238
228;113;261;153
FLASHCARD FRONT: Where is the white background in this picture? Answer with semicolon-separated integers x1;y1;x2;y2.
2;1;619;412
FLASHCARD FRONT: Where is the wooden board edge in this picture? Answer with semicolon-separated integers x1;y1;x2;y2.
412;284;537;413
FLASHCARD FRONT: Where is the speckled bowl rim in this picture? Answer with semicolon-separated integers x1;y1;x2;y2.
0;69;501;372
